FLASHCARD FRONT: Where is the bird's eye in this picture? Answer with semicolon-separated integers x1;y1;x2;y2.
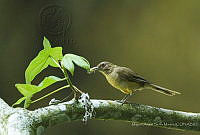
101;63;105;67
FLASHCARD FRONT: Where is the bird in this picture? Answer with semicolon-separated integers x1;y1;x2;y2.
90;61;181;103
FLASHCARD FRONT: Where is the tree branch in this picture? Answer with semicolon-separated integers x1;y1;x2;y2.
0;96;200;135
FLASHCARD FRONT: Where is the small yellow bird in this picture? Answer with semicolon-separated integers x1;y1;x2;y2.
90;61;181;103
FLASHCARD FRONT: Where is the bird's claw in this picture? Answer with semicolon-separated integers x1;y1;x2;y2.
115;99;127;105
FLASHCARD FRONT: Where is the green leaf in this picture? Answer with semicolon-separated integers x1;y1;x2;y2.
48;47;63;67
15;84;39;96
25;49;50;84
38;76;63;89
43;37;51;49
25;37;63;84
25;47;63;84
61;54;90;75
50;47;63;60
15;76;63;108
61;55;74;75
12;97;26;107
69;54;90;71
16;76;63;97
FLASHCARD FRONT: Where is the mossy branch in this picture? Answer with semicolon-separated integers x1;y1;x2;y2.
0;96;200;135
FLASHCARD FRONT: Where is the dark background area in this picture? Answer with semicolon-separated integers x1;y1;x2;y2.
1;0;200;135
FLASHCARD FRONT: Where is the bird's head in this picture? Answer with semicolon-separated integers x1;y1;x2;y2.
90;61;115;74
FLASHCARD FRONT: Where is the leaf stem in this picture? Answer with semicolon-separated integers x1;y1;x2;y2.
50;56;79;98
50;56;62;68
31;85;70;103
73;85;83;94
63;68;78;98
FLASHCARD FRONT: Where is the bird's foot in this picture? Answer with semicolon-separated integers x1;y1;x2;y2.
115;99;127;105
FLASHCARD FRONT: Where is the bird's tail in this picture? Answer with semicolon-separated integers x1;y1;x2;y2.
148;83;181;96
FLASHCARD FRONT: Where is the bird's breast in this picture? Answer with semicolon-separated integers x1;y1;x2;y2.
105;73;119;87
105;72;132;94
104;69;144;95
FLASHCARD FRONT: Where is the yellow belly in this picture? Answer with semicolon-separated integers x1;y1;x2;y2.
105;74;133;95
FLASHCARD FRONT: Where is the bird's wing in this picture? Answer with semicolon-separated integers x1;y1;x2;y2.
116;67;149;84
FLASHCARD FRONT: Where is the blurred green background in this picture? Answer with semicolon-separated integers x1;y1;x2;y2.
1;0;200;135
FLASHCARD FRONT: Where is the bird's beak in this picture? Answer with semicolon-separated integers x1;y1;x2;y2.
88;66;99;74
90;66;99;71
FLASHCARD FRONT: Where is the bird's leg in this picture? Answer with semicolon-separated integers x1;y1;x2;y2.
115;94;132;104
120;94;132;104
121;94;130;101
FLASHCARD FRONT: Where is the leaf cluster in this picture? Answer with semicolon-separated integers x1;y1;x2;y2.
13;37;90;108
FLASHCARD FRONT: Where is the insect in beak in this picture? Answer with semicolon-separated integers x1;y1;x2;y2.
88;66;99;74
